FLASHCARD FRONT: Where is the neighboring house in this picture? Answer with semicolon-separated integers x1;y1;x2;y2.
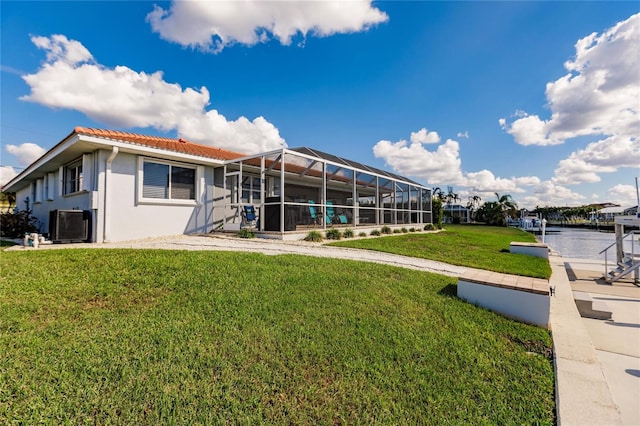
597;206;626;223
443;204;469;223
3;127;433;242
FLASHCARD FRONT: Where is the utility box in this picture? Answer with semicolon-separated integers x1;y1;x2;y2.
49;210;91;243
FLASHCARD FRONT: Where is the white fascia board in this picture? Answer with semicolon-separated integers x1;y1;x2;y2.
2;134;82;192
3;133;226;192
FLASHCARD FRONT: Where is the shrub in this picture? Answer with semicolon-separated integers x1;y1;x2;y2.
325;228;342;240
237;228;256;239
401;227;408;233
358;232;367;237
393;229;401;234
0;209;40;238
370;229;381;236
409;227;416;232
423;223;435;231
343;228;354;238
304;231;323;242
381;225;392;234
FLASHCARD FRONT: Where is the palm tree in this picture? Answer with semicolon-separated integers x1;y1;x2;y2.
432;187;445;201
495;193;517;225
467;194;481;222
431;187;445;228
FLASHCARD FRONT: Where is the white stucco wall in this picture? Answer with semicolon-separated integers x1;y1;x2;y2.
510;242;549;259
17;168;93;238
104;153;216;242
458;280;550;328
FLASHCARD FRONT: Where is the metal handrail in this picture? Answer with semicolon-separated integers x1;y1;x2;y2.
600;230;639;280
598;230;639;255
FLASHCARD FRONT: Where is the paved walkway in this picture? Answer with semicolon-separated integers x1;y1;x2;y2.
10;234;640;424
17;233;467;277
561;257;640;426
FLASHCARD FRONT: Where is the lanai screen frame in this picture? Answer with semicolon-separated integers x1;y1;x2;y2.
222;147;432;233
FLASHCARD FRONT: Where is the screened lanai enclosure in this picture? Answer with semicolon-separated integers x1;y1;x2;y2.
219;147;432;237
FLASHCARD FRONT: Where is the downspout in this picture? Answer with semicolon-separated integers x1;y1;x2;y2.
103;147;119;242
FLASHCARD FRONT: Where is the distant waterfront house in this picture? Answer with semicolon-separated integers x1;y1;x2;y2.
2;127;432;242
597;205;626;223
443;204;469;223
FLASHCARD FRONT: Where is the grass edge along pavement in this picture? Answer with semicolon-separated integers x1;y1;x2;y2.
1;249;554;424
328;224;552;279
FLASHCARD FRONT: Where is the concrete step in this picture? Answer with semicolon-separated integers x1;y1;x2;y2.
573;291;613;320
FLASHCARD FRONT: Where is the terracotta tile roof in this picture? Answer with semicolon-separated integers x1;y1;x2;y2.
74;127;244;161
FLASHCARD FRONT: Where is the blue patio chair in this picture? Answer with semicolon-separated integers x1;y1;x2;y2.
326;201;337;225
337;211;349;224
242;205;258;228
308;200;319;224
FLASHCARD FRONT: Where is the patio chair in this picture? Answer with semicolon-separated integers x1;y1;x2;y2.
308;200;319;224
242;205;258;228
326;201;337;225
337;211;349;224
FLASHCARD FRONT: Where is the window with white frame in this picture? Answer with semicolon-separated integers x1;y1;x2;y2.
142;159;196;201
64;160;83;195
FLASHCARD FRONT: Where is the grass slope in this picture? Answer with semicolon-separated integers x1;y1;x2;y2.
1;249;554;424
330;225;552;279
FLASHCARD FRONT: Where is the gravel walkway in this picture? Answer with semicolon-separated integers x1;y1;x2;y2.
9;233;467;277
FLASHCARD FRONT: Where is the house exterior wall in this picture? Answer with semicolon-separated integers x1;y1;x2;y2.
103;152;216;242
16;156;94;237
12;149;219;243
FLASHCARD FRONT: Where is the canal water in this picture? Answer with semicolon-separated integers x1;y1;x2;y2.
540;227;618;260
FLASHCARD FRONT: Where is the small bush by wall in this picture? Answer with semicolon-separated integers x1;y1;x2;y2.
304;231;324;242
381;225;392;234
238;229;256;239
0;209;40;238
343;228;354;238
325;228;342;240
370;229;381;236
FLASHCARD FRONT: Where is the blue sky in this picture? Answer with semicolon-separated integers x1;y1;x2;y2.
1;1;639;209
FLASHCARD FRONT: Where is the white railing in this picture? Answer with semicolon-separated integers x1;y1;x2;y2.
599;230;639;282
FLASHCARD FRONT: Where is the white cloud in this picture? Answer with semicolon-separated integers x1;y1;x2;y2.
514;176;542;187
607;184;638;206
410;128;440;144
554;134;638;184
0;166;18;187
147;0;388;52
517;181;586;208
373;138;465;185
457;131;469;139
21;35;286;154
5;143;46;166
465;170;520;193
502;13;639;147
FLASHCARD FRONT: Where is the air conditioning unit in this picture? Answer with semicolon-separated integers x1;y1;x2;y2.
49;210;91;243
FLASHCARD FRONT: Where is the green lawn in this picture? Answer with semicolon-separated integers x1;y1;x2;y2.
329;224;552;279
0;249;554;424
